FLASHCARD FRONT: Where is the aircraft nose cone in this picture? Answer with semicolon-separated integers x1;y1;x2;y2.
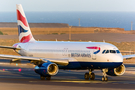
113;54;123;63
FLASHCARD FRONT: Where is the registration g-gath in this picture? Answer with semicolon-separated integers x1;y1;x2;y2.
0;4;134;81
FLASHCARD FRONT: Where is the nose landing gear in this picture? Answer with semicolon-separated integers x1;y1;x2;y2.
102;69;108;81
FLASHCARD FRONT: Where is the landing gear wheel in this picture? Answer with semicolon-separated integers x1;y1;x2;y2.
102;76;108;81
46;76;51;80
105;76;108;81
84;73;89;80
40;76;45;80
90;73;95;80
102;76;105;81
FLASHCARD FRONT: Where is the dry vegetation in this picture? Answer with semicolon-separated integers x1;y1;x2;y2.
0;27;131;35
108;42;135;52
0;39;19;55
0;28;95;35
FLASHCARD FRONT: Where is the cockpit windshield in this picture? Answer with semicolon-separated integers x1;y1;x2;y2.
102;50;106;54
110;50;116;53
116;50;120;53
105;50;109;53
102;50;120;54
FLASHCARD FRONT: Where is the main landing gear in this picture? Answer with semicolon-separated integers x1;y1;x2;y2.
84;69;95;80
84;68;108;81
40;75;51;80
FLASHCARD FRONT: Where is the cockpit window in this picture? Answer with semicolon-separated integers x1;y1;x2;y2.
110;50;116;53
105;50;109;53
102;50;106;54
116;50;120;53
102;49;120;54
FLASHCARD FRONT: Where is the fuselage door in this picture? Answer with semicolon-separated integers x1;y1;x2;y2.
92;49;96;60
62;48;68;57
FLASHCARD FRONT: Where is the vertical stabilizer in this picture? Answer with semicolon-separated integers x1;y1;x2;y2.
16;4;36;43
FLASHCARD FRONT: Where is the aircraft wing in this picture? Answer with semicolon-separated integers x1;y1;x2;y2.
123;54;135;59
0;46;21;50
0;54;69;66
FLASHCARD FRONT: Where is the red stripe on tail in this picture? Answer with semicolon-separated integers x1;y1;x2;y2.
20;34;32;43
17;10;28;27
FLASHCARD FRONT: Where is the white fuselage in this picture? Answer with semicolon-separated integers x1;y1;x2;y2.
14;41;123;69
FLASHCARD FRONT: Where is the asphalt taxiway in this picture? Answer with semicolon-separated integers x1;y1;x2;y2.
0;60;135;90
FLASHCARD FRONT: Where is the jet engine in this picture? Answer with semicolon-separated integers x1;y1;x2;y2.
34;62;59;76
106;64;125;76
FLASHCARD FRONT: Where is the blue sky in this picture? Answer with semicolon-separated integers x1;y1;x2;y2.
1;0;135;12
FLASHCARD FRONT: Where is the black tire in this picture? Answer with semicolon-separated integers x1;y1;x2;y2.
90;73;95;80
46;76;51;80
105;76;108;81
40;76;45;80
102;76;108;81
84;73;89;80
102;76;105;81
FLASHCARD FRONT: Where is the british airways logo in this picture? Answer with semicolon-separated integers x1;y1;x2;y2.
20;34;32;43
86;47;101;54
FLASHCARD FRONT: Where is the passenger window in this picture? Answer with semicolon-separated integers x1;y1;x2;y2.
102;50;106;54
105;50;109;53
110;50;116;53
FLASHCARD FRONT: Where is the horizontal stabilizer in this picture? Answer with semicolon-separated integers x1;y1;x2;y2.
0;46;21;50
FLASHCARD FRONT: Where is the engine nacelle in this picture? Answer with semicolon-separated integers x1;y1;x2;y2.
34;62;59;76
106;64;125;76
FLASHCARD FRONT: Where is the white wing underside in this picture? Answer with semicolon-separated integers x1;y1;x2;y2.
123;54;135;59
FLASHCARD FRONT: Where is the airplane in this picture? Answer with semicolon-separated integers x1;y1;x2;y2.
0;4;134;81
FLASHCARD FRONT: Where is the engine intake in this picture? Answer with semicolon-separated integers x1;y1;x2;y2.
35;62;59;76
106;64;125;76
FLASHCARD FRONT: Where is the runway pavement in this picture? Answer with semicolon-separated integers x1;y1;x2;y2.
0;60;135;90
